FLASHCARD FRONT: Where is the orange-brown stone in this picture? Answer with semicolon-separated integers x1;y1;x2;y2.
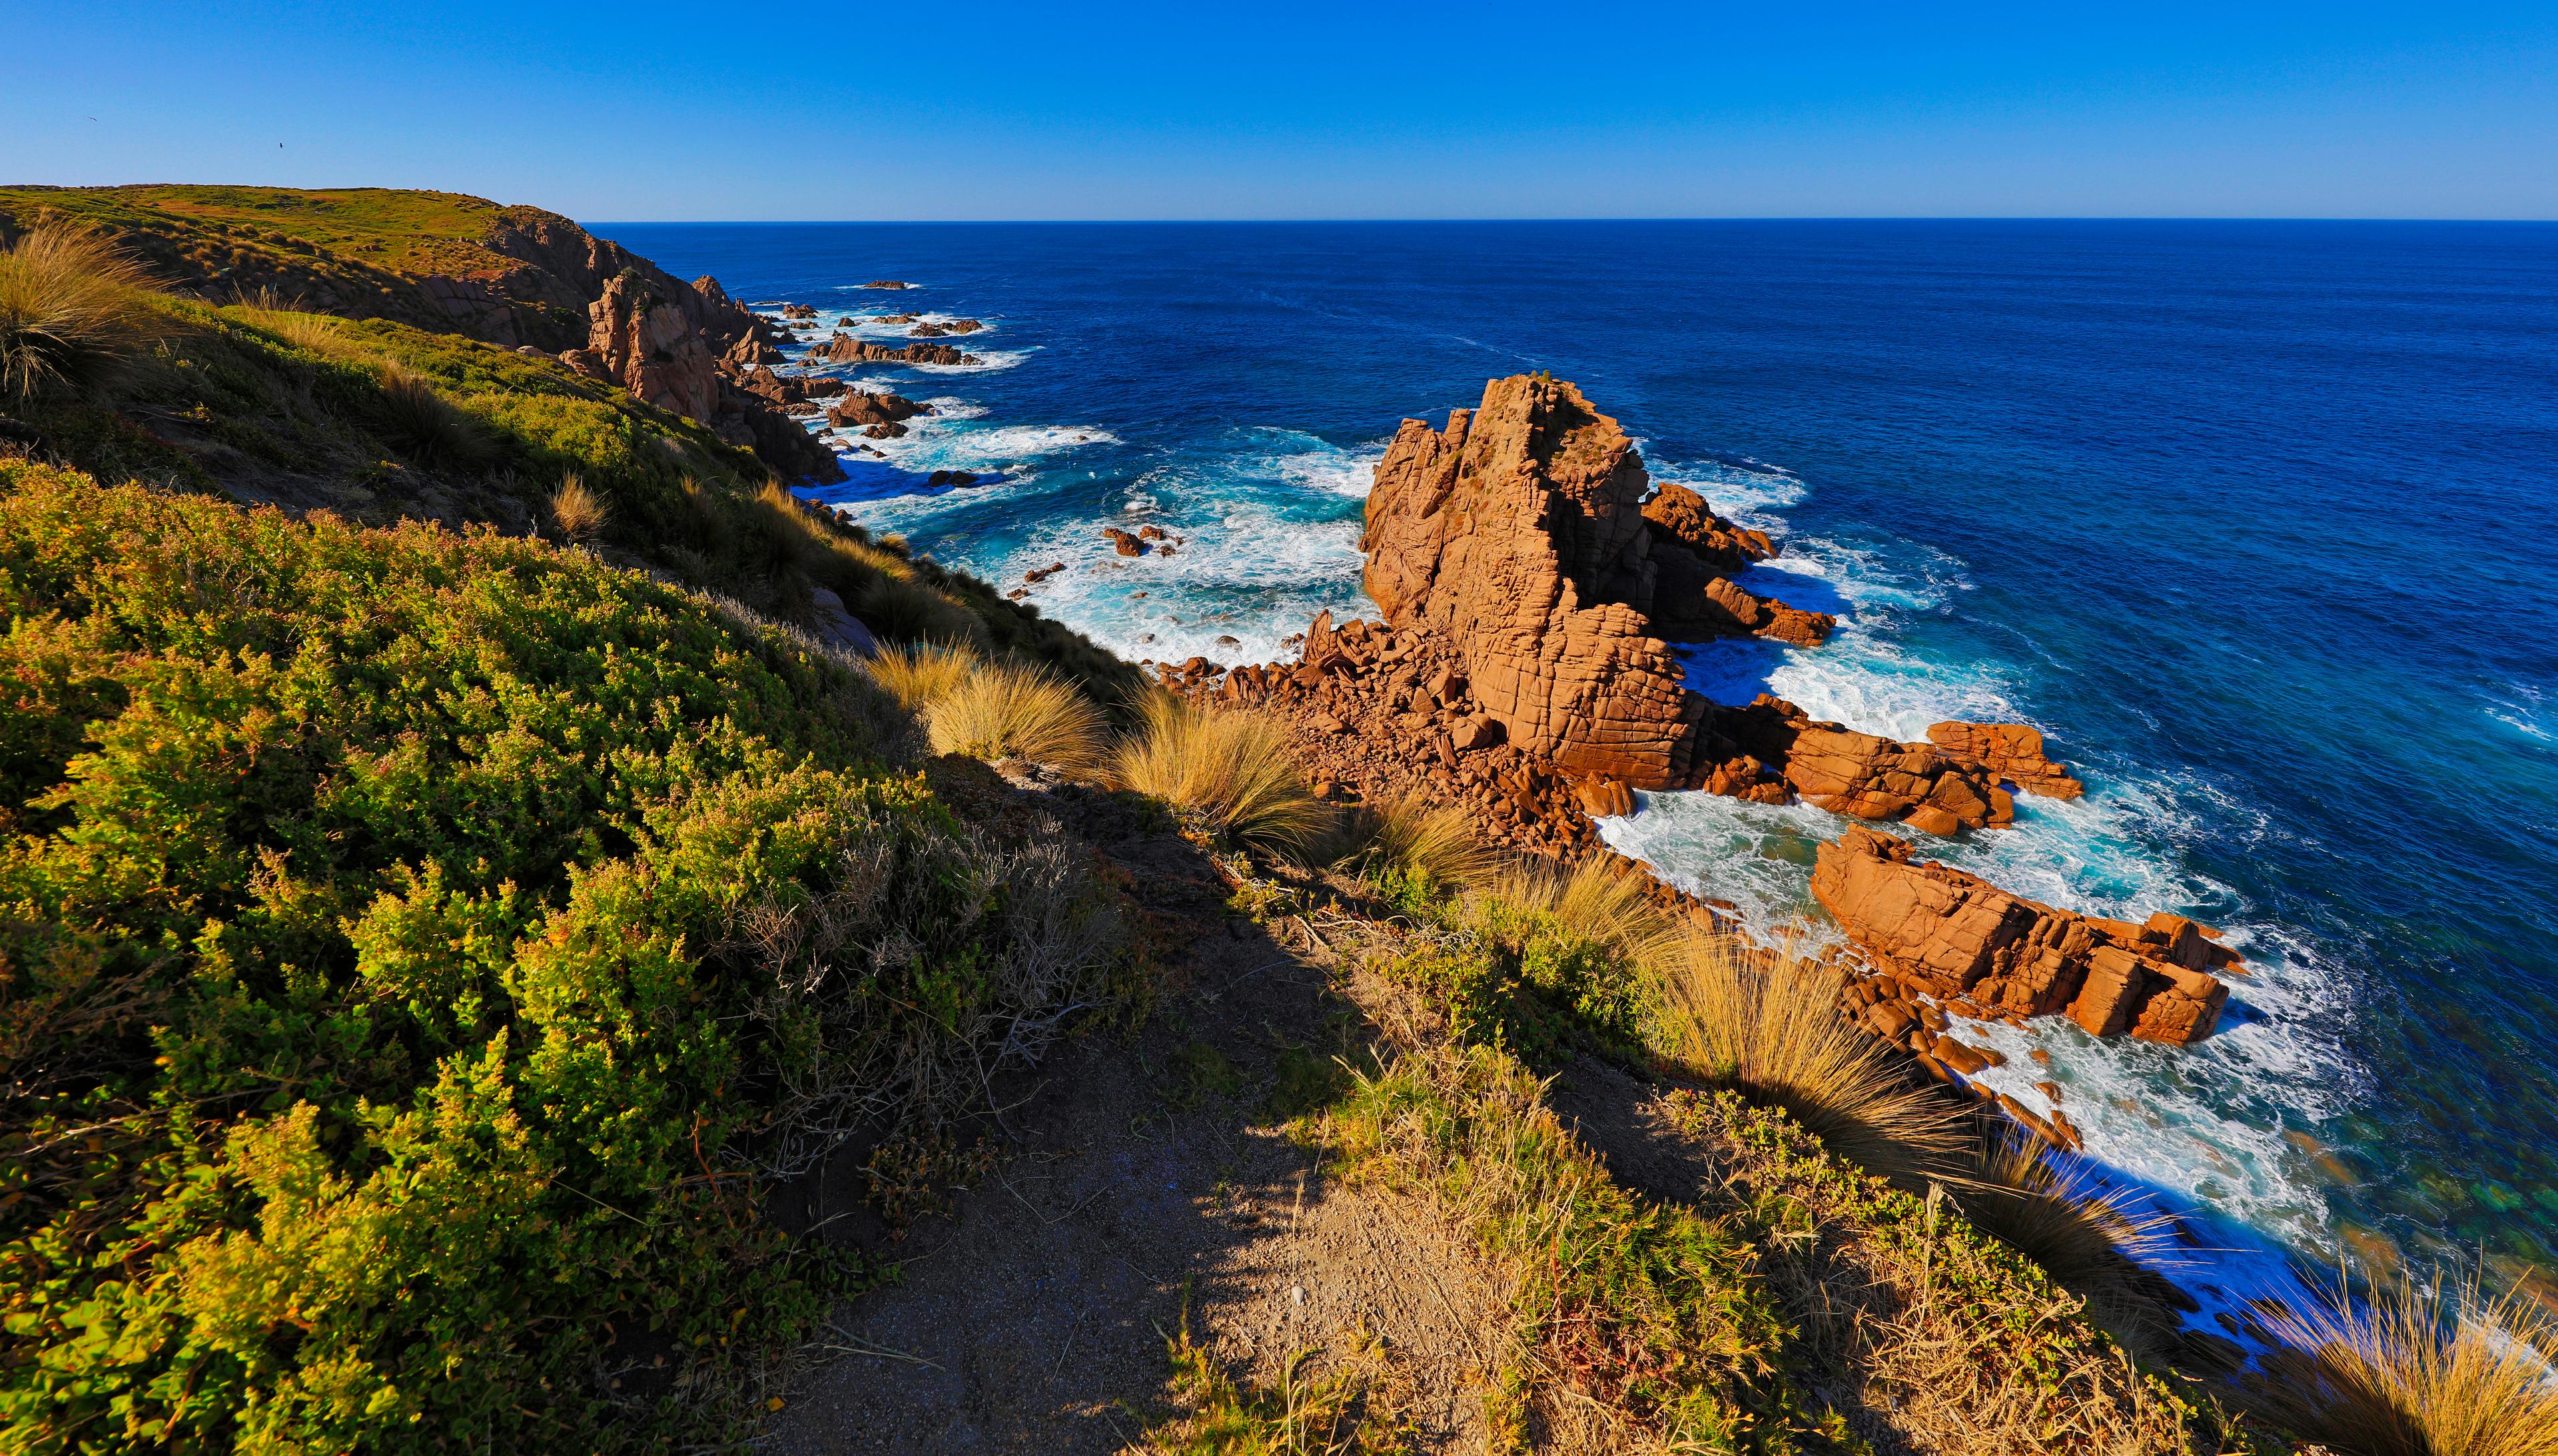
1811;827;2237;1044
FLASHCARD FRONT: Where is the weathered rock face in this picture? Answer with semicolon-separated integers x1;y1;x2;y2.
1925;722;2086;801
1359;376;1708;787
588;274;719;422
1785;726;2014;835
1813;827;2236;1043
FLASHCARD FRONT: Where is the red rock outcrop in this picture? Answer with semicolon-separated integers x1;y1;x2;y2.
1925;722;2086;800
588;274;719;421
1813;827;2236;1043
807;334;980;368
586;276;844;483
825;391;931;429
1358;376;1712;787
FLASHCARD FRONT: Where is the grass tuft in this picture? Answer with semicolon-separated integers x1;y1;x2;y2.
924;659;1108;772
1318;793;1497;903
549;472;608;542
0;223;163;400
2251;1263;2558;1456
1472;855;1671;963
368;359;494;468
1651;932;1965;1186
1113;694;1330;855
1952;1131;2184;1358
863;640;981;713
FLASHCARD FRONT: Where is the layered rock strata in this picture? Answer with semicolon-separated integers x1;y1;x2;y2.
1813;827;2236;1044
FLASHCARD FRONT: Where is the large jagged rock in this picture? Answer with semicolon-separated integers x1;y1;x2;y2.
824;392;931;429
1344;374;2068;829
1813;827;2236;1043
1358;376;1709;787
586;275;843;483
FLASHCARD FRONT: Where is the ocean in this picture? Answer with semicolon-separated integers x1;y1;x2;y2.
609;218;2558;1307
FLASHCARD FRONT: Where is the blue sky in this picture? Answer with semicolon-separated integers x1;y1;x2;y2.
5;1;2553;219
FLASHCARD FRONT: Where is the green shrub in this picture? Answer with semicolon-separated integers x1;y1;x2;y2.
0;462;1127;1451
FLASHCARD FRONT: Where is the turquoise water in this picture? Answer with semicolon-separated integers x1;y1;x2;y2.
616;220;2558;1303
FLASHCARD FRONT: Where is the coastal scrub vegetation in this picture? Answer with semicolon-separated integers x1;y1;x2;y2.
0;461;1132;1451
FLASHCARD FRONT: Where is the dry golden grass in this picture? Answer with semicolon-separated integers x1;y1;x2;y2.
1113;694;1330;855
1473;855;1671;962
1320;791;1497;895
863;641;981;712
549;472;608;542
226;287;347;353
0;224;164;400
856;573;982;645
2251;1264;2558;1456
923;659;1107;773
1651;932;1964;1186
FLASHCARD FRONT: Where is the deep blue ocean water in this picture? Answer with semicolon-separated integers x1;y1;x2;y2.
610;219;2558;1303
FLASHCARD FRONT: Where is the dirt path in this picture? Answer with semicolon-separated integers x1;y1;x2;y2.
767;823;1498;1453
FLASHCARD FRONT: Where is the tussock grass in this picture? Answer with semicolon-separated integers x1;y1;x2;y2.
857;572;983;645
227;286;348;354
2251;1264;2558;1456
548;472;608;541
1319;792;1497;901
368;358;494;467
1652;932;1964;1186
924;659;1108;772
0;224;163;400
1114;694;1330;855
863;640;981;712
1472;855;1671;963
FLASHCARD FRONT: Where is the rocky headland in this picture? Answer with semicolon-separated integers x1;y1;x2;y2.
1168;373;2236;1066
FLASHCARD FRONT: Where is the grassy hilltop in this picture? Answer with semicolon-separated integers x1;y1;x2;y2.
0;186;578;341
0;188;2547;1455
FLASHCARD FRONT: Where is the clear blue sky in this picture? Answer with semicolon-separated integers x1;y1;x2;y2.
5;1;2553;220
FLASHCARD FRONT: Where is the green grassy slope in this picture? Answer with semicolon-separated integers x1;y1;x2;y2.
10;288;1140;698
0;186;588;343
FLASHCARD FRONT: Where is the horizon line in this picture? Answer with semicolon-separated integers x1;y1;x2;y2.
580;214;2558;226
